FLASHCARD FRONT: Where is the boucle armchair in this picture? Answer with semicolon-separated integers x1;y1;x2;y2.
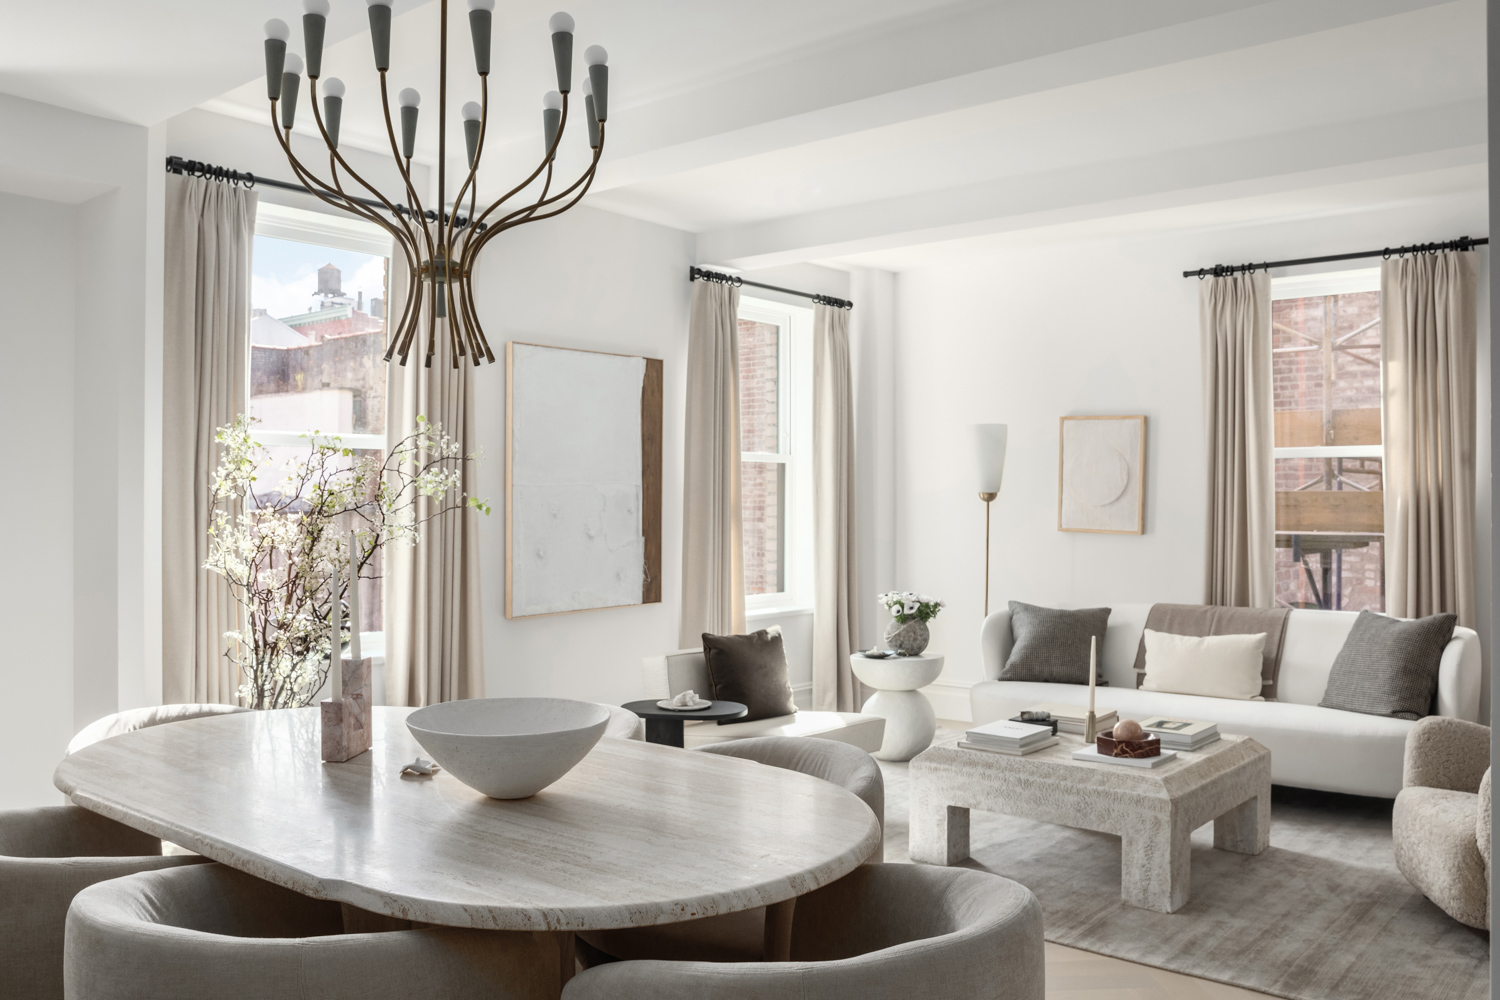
1392;716;1490;929
564;864;1045;1000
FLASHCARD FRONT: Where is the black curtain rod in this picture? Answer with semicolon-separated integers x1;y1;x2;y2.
164;156;485;230
1183;236;1487;279
690;266;853;310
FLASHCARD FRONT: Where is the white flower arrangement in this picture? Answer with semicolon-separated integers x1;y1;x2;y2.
877;591;944;624
205;415;489;710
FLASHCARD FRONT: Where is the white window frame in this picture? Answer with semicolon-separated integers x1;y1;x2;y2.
251;202;392;452
738;295;814;613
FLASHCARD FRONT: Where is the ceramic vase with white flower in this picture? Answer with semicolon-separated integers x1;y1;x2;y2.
876;591;944;656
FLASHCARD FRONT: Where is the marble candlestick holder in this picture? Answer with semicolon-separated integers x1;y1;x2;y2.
321;656;372;763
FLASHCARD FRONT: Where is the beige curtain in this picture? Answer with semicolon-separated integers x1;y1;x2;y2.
1200;272;1274;608
813;303;862;712
679;280;745;647
384;261;486;706
162;175;257;705
1381;251;1478;626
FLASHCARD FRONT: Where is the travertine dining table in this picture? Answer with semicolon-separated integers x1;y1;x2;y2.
54;706;881;984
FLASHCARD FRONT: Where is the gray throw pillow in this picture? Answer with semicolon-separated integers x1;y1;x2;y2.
702;627;797;723
1319;611;1457;720
1000;601;1112;685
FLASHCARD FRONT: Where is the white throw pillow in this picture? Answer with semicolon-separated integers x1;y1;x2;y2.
1139;629;1266;701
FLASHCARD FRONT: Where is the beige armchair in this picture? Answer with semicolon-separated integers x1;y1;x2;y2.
1392;716;1490;929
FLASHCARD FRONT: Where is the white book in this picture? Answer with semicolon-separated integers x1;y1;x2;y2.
1140;717;1219;738
1071;745;1178;768
966;719;1054;746
959;738;1059;757
1157;733;1221;751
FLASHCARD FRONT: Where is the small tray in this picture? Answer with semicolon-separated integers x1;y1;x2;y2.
1096;732;1161;758
657;699;712;711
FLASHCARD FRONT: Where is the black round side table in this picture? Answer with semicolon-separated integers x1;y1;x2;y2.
622;700;749;748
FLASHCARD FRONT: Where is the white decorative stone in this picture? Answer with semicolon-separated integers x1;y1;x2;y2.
851;653;944;762
405;697;608;799
910;733;1271;913
54;707;880;931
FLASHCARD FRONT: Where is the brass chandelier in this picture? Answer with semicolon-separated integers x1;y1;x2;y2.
261;0;609;368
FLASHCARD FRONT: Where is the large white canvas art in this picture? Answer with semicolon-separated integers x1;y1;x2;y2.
507;343;663;617
1058;415;1146;534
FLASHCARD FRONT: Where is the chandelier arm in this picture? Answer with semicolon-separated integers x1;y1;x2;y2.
455;263;489;363
460;91;571;244
378;72;437;268
326;157;424;365
469;138;603;257
325;155;419;282
443;81;487;280
464;277;496;363
477;150;602;244
393;260;424;365
468;160;557;258
455;278;483;364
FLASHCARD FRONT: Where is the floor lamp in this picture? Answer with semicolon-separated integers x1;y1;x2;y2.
973;424;1008;618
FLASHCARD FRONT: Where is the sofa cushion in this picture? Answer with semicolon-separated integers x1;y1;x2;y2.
702;627;798;723
1129;604;1289;698
683;712;885;753
1140;629;1266;701
1000;602;1110;685
1320;611;1457;720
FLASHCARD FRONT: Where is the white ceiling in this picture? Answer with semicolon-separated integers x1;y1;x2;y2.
0;0;1486;270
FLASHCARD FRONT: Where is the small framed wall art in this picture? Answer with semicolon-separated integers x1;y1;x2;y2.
506;342;663;618
1058;415;1146;534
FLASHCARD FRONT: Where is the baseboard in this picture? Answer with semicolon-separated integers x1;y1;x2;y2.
919;681;974;723
793;681;812;710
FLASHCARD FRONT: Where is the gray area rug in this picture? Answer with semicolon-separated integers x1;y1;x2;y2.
880;729;1489;1000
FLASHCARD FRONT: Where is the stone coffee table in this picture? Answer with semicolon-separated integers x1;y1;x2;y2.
909;733;1270;912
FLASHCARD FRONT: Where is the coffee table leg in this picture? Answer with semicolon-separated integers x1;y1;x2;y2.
644;717;685;747
1121;819;1191;913
911;790;970;866
1214;783;1270;855
763;898;795;961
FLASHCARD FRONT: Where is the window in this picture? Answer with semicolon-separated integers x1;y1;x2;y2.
250;202;392;634
738;296;813;609
1270;268;1383;612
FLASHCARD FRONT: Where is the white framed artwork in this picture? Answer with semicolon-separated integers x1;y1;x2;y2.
506;342;663;618
1057;415;1146;534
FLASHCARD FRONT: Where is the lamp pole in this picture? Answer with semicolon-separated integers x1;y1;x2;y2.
980;491;997;617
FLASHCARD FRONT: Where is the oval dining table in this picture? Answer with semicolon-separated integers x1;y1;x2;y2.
54;706;881;992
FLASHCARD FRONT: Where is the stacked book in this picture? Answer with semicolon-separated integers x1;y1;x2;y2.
1140;717;1220;751
959;719;1059;757
1020;702;1117;736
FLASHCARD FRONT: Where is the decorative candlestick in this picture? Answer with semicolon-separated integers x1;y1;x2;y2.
1084;634;1099;743
321;538;371;762
348;527;362;662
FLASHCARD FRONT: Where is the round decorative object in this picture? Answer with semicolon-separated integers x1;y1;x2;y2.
1065;441;1131;506
884;617;930;656
405;698;610;799
1113;719;1144;741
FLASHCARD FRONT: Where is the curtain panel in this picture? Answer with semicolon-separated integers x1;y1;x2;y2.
679;280;745;647
161;175;257;705
813;303;862;712
1381;251;1478;627
1199;272;1275;608
383;257;486;706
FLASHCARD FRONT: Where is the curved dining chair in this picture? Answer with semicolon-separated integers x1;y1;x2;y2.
65;862;564;1000
1;806;204;1000
564;864;1044;1000
601;704;646;741
66;703;250;756
577;737;884;965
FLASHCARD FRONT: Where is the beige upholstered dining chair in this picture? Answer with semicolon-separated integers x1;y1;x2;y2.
66;703;250;756
601;703;646;741
564;864;1045;1000
577;737;884;965
1393;716;1491;929
1;806;205;1000
64;862;564;1000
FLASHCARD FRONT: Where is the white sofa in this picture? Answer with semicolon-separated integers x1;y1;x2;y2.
969;604;1481;798
643;649;886;752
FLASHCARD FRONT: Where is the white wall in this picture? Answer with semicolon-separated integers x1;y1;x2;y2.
0;192;77;808
894;196;1491;722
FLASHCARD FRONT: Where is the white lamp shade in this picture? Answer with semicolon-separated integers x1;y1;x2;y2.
973;424;1008;494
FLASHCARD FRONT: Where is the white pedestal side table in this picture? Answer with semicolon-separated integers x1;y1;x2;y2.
850;653;944;762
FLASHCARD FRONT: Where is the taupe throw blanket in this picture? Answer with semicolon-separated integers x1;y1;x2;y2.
1132;603;1291;699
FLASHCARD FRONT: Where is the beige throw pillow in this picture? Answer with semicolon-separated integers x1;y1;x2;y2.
1140;629;1267;701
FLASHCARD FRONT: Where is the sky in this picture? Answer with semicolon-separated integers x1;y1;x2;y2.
252;235;388;321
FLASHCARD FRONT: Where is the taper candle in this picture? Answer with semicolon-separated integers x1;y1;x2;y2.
1088;635;1097;715
329;555;341;700
348;528;361;662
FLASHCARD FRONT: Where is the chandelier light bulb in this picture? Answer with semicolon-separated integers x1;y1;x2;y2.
584;44;608;66
322;78;345;148
467;0;495;9
398;87;421;108
462;103;483;168
366;0;393;6
542;91;562;156
581;76;591;97
585;45;608;122
543;90;563;111
549;12;575;33
264;20;290;101
549;12;575;92
265;19;291;41
461;101;482;121
284;52;304;76
303;0;331;14
302;0;329;79
279;53;304;130
323;76;346;99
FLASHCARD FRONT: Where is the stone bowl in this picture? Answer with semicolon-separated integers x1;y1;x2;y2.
405;698;610;799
